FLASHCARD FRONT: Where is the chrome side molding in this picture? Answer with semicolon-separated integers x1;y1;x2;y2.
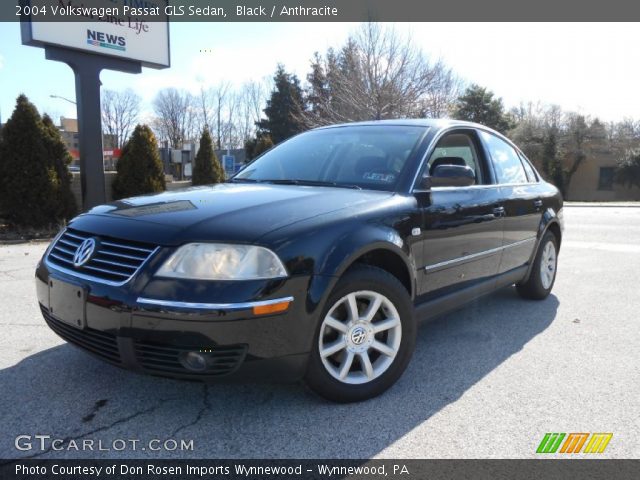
423;237;537;272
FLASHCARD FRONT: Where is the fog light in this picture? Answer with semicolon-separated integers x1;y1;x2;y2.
180;351;208;371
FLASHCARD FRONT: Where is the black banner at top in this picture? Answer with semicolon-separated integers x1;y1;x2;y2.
3;0;640;22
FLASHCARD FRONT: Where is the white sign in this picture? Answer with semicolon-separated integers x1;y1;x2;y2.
22;1;169;69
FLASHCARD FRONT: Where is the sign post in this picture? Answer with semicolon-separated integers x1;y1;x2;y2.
21;3;170;210
45;46;141;209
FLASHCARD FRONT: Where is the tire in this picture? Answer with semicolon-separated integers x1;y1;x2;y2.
516;231;558;300
305;265;416;403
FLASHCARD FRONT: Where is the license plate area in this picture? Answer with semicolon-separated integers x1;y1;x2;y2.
49;278;86;329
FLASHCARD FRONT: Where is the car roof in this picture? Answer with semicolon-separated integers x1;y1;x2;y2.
314;118;494;132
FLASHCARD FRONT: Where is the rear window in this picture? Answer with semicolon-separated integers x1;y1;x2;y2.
480;131;528;185
519;154;539;183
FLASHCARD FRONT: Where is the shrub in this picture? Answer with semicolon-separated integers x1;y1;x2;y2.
112;124;165;200
192;129;224;185
42;114;77;219
0;94;75;227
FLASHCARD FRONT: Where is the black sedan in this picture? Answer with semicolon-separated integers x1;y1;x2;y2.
36;119;563;402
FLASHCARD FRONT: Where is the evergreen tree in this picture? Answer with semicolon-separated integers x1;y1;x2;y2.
452;84;513;133
192;128;224;185
257;65;306;144
112;124;165;200
541;131;556;178
306;52;331;122
560;114;591;198
42;114;77;219
244;134;274;161
0;94;72;227
541;130;564;190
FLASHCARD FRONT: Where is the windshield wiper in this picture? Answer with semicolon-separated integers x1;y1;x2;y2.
227;177;259;183
261;179;362;190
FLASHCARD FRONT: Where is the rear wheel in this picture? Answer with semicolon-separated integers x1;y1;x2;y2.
305;265;416;402
516;231;558;300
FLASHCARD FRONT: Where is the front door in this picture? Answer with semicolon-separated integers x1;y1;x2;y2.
414;130;504;299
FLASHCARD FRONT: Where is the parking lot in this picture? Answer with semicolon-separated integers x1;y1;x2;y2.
0;206;638;459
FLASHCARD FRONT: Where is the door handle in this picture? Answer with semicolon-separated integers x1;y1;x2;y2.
492;206;505;217
533;199;543;209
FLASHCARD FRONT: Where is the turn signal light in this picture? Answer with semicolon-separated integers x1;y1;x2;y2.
253;300;291;316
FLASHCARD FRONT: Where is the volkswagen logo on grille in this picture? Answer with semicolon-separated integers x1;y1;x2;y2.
73;238;97;268
350;326;367;346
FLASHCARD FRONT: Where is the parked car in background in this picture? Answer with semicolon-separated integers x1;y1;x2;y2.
36;119;563;402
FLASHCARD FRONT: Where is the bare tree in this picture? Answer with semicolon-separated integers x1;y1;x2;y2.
509;102;564;178
610;118;640;151
152;88;197;148
196;82;232;150
223;91;239;149
101;89;141;148
197;86;212;133
508;104;620;197
234;88;254;147
216;83;232;149
419;61;463;118
230;80;270;148
195;79;272;150
245;79;270;127
301;23;461;127
558;113;609;197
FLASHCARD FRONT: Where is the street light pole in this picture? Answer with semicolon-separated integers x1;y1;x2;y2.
49;94;77;106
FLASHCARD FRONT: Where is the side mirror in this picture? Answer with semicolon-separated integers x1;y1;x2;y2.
429;164;476;188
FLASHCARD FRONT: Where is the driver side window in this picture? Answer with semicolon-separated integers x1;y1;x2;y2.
425;132;485;185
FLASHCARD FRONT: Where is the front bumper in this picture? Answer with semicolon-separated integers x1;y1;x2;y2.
36;263;319;382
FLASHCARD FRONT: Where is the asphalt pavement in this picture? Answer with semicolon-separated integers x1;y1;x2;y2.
0;206;638;459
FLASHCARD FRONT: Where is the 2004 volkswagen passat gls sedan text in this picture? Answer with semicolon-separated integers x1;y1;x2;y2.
36;120;563;402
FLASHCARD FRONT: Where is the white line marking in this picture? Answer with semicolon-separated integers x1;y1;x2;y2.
563;241;640;254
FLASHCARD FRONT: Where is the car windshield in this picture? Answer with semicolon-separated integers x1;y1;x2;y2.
232;126;427;191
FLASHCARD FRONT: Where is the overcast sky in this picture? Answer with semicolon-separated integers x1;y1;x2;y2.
1;22;639;124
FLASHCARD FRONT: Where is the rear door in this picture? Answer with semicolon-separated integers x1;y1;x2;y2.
479;131;543;273
415;129;504;299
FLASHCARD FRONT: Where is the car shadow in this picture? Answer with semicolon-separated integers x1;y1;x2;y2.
0;287;558;459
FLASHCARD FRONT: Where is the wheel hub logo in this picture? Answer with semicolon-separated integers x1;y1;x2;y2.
73;238;96;268
536;432;613;454
350;327;367;345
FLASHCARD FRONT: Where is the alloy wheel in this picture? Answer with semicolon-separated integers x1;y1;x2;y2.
318;290;402;385
540;241;557;289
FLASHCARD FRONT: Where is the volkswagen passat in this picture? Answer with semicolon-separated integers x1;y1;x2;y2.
36;120;563;402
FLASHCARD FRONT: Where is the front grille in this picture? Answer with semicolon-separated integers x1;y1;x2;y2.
134;340;247;376
47;228;157;285
40;305;121;365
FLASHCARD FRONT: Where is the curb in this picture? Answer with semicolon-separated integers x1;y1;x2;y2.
0;238;54;245
564;203;640;208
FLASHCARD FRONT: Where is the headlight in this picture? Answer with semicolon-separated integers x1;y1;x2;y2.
156;243;288;280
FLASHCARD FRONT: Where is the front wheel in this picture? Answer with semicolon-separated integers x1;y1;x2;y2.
516;231;558;300
305;265;416;403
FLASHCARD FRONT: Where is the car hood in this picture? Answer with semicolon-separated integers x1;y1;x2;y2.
70;183;393;246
